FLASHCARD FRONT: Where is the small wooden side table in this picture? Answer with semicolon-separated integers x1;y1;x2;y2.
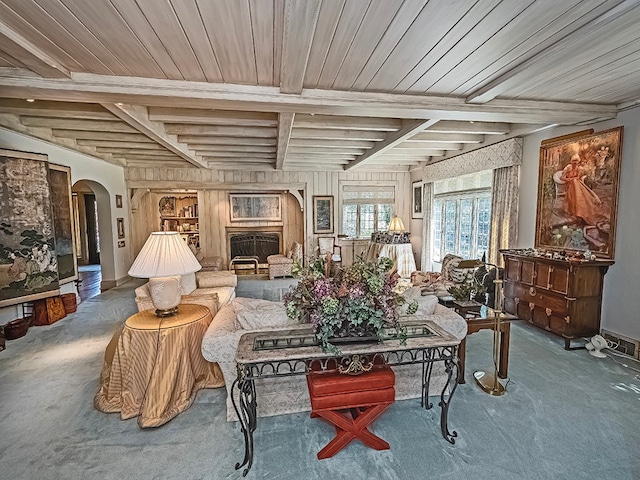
456;306;518;384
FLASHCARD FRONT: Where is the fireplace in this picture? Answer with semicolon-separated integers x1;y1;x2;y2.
229;232;280;264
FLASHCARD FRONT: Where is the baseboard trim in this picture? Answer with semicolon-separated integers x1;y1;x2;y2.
601;329;640;359
101;275;131;291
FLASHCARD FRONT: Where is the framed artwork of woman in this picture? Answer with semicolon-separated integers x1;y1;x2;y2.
535;127;623;259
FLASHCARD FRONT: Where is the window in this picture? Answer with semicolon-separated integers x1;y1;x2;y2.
431;171;492;262
341;185;394;238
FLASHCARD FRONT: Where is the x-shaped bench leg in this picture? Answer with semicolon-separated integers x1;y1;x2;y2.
314;402;392;459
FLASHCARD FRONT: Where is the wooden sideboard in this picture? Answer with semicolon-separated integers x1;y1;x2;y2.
500;250;614;349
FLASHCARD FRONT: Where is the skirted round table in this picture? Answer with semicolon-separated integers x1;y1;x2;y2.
94;304;224;427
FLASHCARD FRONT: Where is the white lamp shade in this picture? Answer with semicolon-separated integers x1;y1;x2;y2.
128;232;202;278
388;216;405;232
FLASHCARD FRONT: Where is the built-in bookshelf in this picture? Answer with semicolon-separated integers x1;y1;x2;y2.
159;194;199;247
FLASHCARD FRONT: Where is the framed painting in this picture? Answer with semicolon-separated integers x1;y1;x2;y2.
535;127;623;259
0;149;60;307
159;196;176;216
115;194;123;208
313;196;334;234
48;163;78;284
117;218;125;239
412;181;424;218
230;193;281;221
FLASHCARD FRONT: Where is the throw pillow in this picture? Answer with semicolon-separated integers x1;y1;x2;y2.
180;272;197;295
233;297;297;330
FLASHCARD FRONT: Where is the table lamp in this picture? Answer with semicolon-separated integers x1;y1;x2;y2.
457;258;506;396
128;231;202;317
387;216;405;232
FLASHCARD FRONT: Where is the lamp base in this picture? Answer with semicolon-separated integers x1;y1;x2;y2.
154;306;178;318
473;370;506;396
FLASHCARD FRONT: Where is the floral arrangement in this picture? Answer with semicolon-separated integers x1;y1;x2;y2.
283;255;417;354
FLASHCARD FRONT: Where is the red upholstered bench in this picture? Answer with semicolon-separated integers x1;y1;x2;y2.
306;365;395;459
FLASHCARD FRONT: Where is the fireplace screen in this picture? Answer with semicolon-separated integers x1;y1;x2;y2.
229;233;280;263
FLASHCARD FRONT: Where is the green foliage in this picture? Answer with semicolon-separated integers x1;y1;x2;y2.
283;255;408;353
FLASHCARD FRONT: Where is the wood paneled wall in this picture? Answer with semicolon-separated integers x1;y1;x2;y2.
126;167;412;265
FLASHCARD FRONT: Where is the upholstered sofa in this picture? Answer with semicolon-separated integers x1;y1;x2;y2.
410;254;466;298
201;293;466;421
134;270;238;316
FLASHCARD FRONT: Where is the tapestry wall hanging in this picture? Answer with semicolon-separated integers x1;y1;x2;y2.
48;163;78;284
0;149;60;307
535;127;623;259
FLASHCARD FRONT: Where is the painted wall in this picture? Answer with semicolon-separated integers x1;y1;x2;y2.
518;107;640;341
125;167;413;264
0;128;131;324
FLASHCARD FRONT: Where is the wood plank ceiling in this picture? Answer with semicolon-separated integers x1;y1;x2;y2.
0;0;638;172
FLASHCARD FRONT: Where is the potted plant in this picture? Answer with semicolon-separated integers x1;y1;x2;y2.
283;255;417;354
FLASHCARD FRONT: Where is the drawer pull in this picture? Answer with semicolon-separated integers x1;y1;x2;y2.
545;308;552;317
529;287;536;296
529;302;535;310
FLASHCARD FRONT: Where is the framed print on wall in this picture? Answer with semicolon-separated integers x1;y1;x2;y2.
117;218;125;239
535;126;623;259
412;181;424;218
48;163;78;284
115;194;123;208
313;195;334;234
230;193;282;221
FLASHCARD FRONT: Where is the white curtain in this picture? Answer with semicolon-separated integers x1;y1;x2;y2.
421;182;433;271
489;165;520;267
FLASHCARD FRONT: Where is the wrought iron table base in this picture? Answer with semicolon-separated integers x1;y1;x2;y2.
231;346;460;475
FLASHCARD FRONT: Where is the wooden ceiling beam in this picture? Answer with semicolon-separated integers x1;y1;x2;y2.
346;119;438;170
420;124;546;167
51;129;155;142
293;114;401;131
280;0;321;94
194;151;274;159
0;71;617;124
206;162;276;171
77;139;163;149
291;128;387;141
423;121;510;135
96;147;175;156
20;116;136;132
405;132;484;143
101;103;207;168
465;1;637;104
287;147;365;156
165;123;276;137
289;138;375;149
177;136;277;146
395;142;463;150
0;113;123;166
147;107;278;127
276;112;295;170
191;145;276;153
0;20;70;78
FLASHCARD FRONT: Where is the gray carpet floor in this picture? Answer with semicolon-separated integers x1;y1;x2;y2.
1;280;639;480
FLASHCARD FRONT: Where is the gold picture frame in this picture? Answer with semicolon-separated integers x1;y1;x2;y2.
535;127;623;259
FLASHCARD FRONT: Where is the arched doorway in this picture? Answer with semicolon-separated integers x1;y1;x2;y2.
72;180;116;300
